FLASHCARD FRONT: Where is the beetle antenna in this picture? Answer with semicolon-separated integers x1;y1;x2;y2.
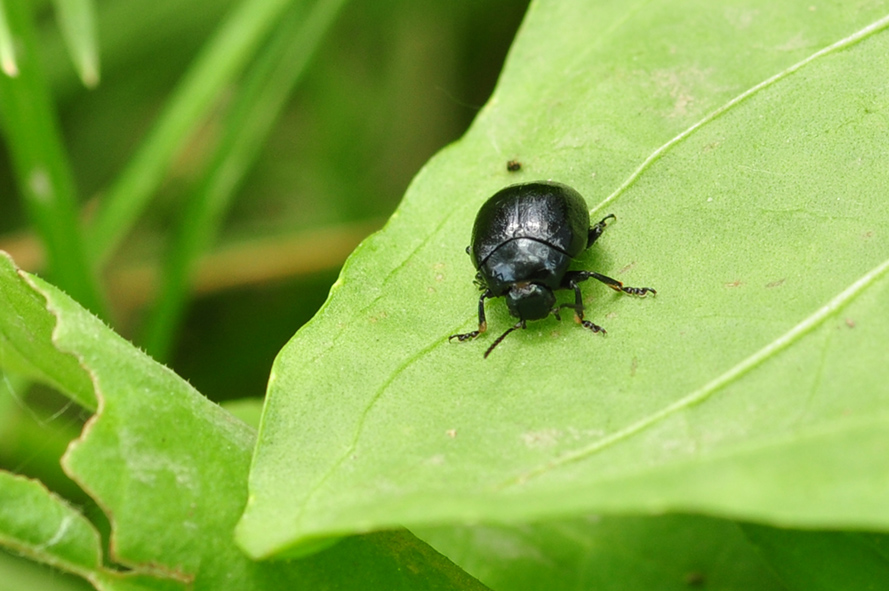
484;321;525;358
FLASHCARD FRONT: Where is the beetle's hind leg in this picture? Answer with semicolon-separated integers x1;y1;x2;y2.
586;214;616;248
449;289;493;342
579;271;656;296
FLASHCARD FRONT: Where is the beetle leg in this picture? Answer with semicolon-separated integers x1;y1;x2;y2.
484;320;525;358
556;303;605;333
582;271;657;296
449;289;493;342
472;271;486;290
586;214;616;248
560;271;607;334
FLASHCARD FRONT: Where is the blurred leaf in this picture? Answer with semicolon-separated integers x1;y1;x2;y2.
0;377;88;504
0;472;102;576
741;524;889;591
220;398;263;428
51;0;100;87
420;514;785;591
237;0;889;557
0;253;486;589
0;549;92;591
0;1;105;317
0;471;187;590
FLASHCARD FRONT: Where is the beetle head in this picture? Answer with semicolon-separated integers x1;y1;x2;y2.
506;282;555;321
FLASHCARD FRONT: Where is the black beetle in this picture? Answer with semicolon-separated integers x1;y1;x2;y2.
449;181;655;358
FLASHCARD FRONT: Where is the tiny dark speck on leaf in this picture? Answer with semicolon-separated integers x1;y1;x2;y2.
506;159;522;172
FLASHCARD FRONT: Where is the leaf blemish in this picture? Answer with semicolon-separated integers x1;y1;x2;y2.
766;278;785;288
521;429;560;449
368;310;389;323
425;454;445;466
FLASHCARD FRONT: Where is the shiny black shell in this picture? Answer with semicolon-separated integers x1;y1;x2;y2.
470;181;590;296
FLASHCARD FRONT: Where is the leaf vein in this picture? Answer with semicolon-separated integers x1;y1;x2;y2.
292;332;445;529
590;13;889;215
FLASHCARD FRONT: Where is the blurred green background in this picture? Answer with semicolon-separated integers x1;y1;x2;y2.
1;1;527;580
0;0;528;589
1;0;529;401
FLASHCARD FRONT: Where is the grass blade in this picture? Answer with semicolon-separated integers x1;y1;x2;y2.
141;0;349;359
85;0;297;268
0;0;18;76
0;0;105;317
50;0;100;87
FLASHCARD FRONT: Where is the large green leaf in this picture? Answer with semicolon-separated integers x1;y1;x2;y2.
237;0;889;557
0;252;487;589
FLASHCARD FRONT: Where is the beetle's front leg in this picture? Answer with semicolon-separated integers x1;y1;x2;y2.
586;214;616;248
472;271;486;290
449;289;493;342
559;272;606;333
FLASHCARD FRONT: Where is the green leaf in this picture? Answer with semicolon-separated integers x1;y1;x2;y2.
0;254;487;589
0;471;187;590
0;252;96;410
0;549;92;591
420;514;785;591
741;524;889;591
237;1;889;557
51;0;100;87
0;471;102;576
